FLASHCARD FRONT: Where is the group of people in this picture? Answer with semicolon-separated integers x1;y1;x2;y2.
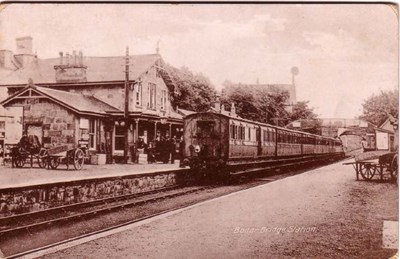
135;132;183;164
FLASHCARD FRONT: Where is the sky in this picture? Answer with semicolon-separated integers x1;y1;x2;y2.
0;3;398;118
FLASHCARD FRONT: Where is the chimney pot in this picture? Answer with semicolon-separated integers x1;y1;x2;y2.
59;52;63;65
231;103;236;117
66;52;70;65
73;50;77;65
79;50;83;66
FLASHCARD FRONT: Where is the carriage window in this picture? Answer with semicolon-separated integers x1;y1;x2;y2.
230;125;234;139
197;121;215;136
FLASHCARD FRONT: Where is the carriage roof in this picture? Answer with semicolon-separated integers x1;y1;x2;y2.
185;112;340;142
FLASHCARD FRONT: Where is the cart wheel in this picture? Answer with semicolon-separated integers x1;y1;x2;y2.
73;149;85;170
38;149;48;168
50;157;60;169
360;164;376;180
14;156;25;168
390;155;398;181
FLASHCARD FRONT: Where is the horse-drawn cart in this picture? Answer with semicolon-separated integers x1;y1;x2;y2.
11;135;46;168
11;135;87;170
344;151;398;182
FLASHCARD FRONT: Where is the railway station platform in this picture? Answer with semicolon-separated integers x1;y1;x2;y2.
38;159;398;259
0;162;186;189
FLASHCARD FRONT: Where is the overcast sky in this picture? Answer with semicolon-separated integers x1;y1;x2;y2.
0;4;398;118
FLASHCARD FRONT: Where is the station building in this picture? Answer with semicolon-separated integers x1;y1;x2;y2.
0;37;183;163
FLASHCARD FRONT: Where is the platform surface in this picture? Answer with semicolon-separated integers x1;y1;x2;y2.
0;162;186;189
37;159;397;259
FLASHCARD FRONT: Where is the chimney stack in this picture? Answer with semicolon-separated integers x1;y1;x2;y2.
16;36;33;55
0;50;14;69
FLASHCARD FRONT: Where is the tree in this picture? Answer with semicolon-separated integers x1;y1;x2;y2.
165;64;216;112
359;89;398;126
289;101;318;121
220;83;291;125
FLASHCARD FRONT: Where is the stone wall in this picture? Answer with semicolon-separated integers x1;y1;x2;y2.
0;171;184;217
8;98;78;147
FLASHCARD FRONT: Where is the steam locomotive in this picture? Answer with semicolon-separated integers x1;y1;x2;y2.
181;111;344;178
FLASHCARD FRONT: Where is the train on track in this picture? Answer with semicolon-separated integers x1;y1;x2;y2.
181;111;344;179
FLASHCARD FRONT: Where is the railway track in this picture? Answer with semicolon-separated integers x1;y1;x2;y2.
0;185;205;238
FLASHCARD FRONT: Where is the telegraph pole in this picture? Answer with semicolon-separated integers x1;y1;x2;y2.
124;47;130;163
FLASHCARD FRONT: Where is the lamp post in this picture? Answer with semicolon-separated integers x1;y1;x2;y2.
124;47;130;163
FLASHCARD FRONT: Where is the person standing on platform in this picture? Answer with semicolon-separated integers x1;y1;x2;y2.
162;134;169;164
170;136;177;164
179;136;185;167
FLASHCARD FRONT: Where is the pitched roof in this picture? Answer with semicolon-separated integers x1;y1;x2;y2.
177;107;196;117
1;85;121;115
0;54;161;85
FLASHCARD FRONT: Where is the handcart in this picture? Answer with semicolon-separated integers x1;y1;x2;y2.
344;151;398;182
40;144;87;170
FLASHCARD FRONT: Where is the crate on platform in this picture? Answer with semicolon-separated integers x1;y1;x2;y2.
138;154;148;164
98;154;106;165
90;155;99;165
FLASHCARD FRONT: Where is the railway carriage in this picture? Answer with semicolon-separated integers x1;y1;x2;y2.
182;111;344;178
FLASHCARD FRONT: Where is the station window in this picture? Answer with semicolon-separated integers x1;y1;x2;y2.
148;83;156;109
89;119;96;150
114;125;125;151
136;83;142;106
160;90;167;110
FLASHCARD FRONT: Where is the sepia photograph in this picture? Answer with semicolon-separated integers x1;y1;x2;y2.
0;3;398;258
